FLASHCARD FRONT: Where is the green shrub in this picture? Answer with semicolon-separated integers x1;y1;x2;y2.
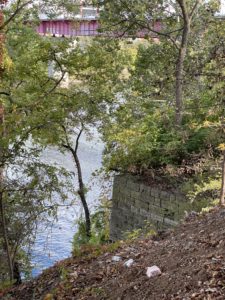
124;221;157;241
72;201;110;254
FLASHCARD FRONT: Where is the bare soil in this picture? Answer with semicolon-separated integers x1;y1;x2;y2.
2;206;225;300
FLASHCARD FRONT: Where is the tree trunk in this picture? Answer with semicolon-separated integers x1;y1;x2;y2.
0;190;14;281
71;148;91;238
13;261;22;285
220;151;225;206
175;0;190;125
62;126;91;239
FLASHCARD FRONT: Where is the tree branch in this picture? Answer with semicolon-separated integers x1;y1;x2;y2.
0;0;33;31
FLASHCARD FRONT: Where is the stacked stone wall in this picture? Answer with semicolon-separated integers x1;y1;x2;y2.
110;175;192;240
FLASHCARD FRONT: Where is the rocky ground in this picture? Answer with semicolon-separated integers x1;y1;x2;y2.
2;207;225;300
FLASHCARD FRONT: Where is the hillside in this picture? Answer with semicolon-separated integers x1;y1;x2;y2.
2;207;225;300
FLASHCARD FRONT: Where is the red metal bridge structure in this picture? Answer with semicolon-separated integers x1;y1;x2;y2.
37;19;100;37
37;6;99;37
37;6;161;38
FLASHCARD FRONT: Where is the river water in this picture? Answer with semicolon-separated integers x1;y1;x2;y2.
31;133;105;276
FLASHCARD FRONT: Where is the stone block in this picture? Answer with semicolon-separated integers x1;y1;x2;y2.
154;197;161;207
140;201;149;211
127;197;133;205
115;201;121;209
163;208;175;220
139;183;146;193
140;208;150;218
160;190;170;199
115;195;123;202
149;196;156;205
125;211;135;220
110;215;123;226
150;188;159;198
131;190;141;200
175;194;186;202
149;212;164;223
127;180;140;192
118;201;130;210
112;185;120;197
133;215;143;225
130;205;140;214
160;198;170;208
112;207;126;218
169;193;176;201
132;183;140;193
134;199;142;207
163;217;178;227
140;190;152;203
170;200;180;210
121;189;131;199
149;205;163;216
115;175;127;186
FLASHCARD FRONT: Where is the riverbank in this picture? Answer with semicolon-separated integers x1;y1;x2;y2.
3;206;225;299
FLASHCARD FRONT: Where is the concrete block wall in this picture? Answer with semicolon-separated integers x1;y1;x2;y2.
110;174;192;241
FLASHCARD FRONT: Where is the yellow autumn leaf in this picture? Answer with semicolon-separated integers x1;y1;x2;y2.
203;121;211;127
43;294;54;300
218;143;225;151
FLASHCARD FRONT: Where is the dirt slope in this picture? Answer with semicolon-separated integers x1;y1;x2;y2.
3;207;225;300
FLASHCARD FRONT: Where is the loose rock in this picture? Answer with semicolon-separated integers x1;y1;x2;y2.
124;259;134;267
112;256;122;262
146;266;162;278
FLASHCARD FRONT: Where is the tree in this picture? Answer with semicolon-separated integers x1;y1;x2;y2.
100;8;225;211
201;20;225;205
0;0;126;279
220;147;225;205
0;1;79;282
0;153;73;282
30;37;127;239
0;0;14;281
95;0;220;125
62;124;91;238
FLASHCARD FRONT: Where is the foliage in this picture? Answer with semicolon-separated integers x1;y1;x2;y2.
72;200;111;253
181;175;220;211
1;0;131;280
0;151;75;281
101;16;225;174
0;0;96;282
124;221;156;241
